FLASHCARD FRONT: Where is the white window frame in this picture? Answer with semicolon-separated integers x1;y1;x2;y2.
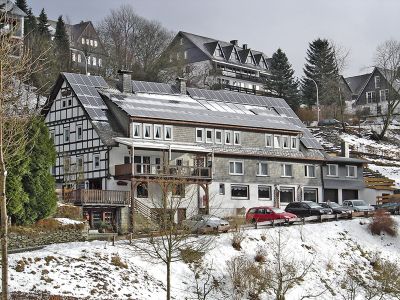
229;161;244;175
265;134;273;148
164;125;172;140
258;185;272;200
98;58;102;67
380;89;389;102
282;136;290;149
257;162;269;176
72;52;76;62
154;124;162;140
326;164;338;177
143;124;152;139
366;91;375;104
215;130;222;144
219;183;225;195
76;156;84;172
86;38;90;45
132;123;142;138
225;131;232;145
282;164;293;177
274;135;281;148
64;128;70;143
305;165;316;178
346;165;357;178
77;125;83;140
303;187;318;202
375;75;380;89
231;184;249;200
233;131;241;145
92;56;97;66
81;38;85;44
94;40;98;47
77;54;82;63
90;39;93;46
196;128;204;143
93;154;100;170
206;129;213;143
291;137;297;149
183;50;188;59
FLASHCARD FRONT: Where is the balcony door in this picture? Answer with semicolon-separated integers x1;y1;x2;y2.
134;155;150;174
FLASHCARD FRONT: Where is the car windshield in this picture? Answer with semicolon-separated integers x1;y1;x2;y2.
270;207;285;213
328;202;340;208
353;200;367;206
306;202;321;208
203;215;221;221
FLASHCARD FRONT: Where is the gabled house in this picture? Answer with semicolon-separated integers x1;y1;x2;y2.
0;0;25;56
166;31;271;95
44;71;331;232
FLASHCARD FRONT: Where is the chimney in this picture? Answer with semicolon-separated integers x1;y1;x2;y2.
242;44;248;50
341;141;350;158
117;70;132;93
176;77;187;94
230;40;238;46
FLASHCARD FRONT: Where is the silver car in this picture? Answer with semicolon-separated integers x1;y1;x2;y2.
182;215;230;233
342;200;375;212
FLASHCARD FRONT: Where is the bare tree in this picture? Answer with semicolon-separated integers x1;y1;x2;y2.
374;39;400;140
131;179;214;300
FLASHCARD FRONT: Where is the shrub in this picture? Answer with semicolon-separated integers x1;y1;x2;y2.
232;232;246;251
369;210;397;237
54;205;83;220
254;247;266;263
180;247;204;264
15;260;25;272
111;254;128;269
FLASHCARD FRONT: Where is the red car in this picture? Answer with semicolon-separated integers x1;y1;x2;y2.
246;206;297;223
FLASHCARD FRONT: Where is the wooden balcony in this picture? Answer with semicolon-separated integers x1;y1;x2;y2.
63;189;131;206
114;163;212;181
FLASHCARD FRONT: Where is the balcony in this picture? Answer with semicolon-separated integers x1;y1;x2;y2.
221;84;268;96
114;163;212;181
63;189;131;206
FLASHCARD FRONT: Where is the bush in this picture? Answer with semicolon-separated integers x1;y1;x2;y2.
111;254;128;269
369;210;397;237
232;232;246;251
180;247;204;264
54;205;82;220
254;247;266;263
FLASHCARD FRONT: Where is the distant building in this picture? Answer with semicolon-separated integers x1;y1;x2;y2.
0;0;26;56
166;31;271;95
48;20;106;75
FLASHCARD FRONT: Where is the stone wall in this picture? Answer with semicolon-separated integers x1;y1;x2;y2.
9;223;89;251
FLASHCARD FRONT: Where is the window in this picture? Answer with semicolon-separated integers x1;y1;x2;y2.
137;183;148;198
154;124;162;140
229;161;244;175
94;40;98;47
265;134;273;147
68;98;72;106
92;57;97;66
62;99;66;108
257;162;268;176
234;131;241;145
86;38;90;45
225;131;232;144
246;54;253;64
93;154;100;169
176;158;183;166
98;58;102;67
81;38;85;44
215;45;223;57
305;165;316;178
196;128;204;142
375;76;380;89
231;185;249;199
219;183;225;195
282;136;290;149
303;188;318;202
76;156;84;172
172;184;185;197
143;124;152;139
64;128;70;142
366;91;376;103
164;125;172;140
346;165;357;178
327;164;338;176
282;164;293;177
280;187;295;203
291;137;297;149
183;50;187;59
90;39;93;46
87;56;91;65
258;185;271;200
206;129;213;143
133;123;141;138
77;54;82;63
379;89;389;102
72;53;76;62
176;52;180;60
64;156;71;172
215;130;222;144
274;135;281;148
77;125;83;140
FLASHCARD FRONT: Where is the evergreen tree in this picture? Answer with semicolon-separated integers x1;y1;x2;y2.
37;8;50;38
54;15;71;71
15;0;29;14
301;38;339;108
24;8;37;35
265;48;300;111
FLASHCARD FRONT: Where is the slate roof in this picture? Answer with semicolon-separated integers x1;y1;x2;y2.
325;155;366;164
344;73;371;95
0;0;26;16
179;31;270;72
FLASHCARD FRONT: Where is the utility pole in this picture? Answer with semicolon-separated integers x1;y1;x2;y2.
310;78;320;123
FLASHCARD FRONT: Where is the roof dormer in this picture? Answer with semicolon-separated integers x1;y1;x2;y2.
245;50;255;65
213;43;225;58
230;47;240;62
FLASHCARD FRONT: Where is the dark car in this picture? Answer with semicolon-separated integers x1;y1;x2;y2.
319;201;352;214
285;201;333;217
318;119;341;126
246;206;297;223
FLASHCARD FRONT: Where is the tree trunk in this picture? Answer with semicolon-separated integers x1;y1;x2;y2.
379;117;391;140
166;258;171;300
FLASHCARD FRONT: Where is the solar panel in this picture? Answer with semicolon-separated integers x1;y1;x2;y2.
131;80;180;95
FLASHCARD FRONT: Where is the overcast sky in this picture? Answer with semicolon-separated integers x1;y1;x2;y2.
30;0;399;78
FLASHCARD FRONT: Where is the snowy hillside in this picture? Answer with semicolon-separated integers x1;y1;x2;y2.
8;217;400;299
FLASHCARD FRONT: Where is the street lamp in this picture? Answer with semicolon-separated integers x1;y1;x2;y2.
310;78;320;123
71;48;88;75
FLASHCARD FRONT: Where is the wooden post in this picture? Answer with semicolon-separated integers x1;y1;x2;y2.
112;235;115;246
205;184;210;214
129;233;132;245
335;214;339;221
319;215;323;223
254;222;258;229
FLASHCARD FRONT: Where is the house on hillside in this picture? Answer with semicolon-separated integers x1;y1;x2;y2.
0;0;25;56
165;31;271;94
44;71;329;232
47;20;106;75
343;67;400;117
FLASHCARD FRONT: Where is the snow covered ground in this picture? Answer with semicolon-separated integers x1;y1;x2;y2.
8;217;400;299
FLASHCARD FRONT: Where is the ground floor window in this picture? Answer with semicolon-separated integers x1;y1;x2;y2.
258;185;271;200
231;185;249;199
219;183;225;195
172;184;185;197
280;187;294;202
342;189;358;201
324;189;338;203
303;188;318;202
137;182;148;198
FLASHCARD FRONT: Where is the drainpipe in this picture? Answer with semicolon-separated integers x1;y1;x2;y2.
320;162;325;202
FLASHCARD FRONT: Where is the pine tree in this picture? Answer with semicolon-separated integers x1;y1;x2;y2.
24;8;37;35
54;15;71;71
301;38;339;108
37;8;50;38
265;48;300;111
15;0;28;14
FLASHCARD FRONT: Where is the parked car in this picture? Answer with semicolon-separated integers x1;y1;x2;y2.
319;201;352;214
342;200;375;212
318;119;341;126
284;201;333;217
375;202;400;215
246;206;297;223
182;215;230;233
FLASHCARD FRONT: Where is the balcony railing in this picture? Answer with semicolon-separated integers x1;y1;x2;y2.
115;163;212;179
221;84;268;96
63;189;131;206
